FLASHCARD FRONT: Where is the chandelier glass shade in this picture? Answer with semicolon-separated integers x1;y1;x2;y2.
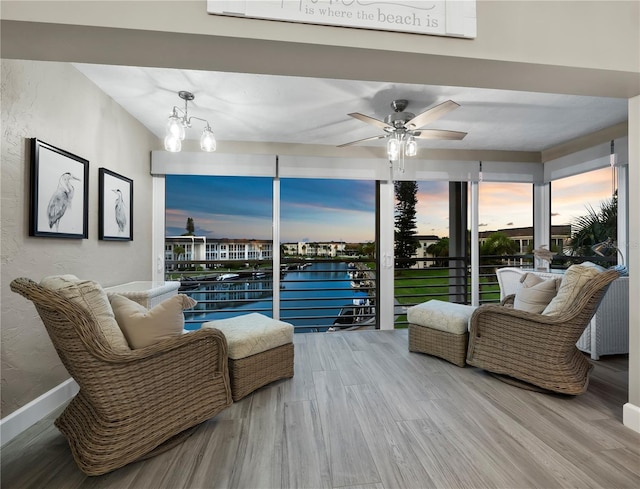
200;124;217;152
164;91;216;153
386;132;417;171
387;136;400;161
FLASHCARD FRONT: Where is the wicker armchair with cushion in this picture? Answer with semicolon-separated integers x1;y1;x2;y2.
10;276;233;476
466;267;618;395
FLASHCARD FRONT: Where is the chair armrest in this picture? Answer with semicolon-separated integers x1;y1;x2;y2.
75;328;231;414
501;295;515;307
468;303;587;353
101;328;227;368
471;303;569;331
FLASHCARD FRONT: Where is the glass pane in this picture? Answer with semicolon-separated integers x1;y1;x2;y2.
478;182;533;303
280;178;376;332
165;175;273;328
552;167;616;265
394;181;451;327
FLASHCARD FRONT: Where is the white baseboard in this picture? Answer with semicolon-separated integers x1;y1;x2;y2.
0;378;78;447
623;402;640;433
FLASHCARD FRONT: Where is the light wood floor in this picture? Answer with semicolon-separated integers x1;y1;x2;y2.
2;330;639;489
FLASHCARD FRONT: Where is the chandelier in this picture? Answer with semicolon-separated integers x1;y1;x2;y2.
164;91;216;153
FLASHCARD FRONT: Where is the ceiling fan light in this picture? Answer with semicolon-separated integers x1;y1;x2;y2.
200;126;217;152
405;137;417;157
387;137;400;161
164;134;182;152
167;115;186;140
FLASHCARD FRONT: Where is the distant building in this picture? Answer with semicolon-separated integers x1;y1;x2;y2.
411;235;440;269
479;225;571;254
281;241;346;257
165;236;273;270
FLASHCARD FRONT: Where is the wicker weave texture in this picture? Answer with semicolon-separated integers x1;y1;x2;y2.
408;324;468;367
10;278;233;476
229;343;294;401
466;270;618;395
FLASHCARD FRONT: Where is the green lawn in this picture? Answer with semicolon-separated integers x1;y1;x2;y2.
393;267;501;327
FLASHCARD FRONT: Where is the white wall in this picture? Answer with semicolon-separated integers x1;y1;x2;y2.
1;1;638;98
0;59;158;418
626;95;640;428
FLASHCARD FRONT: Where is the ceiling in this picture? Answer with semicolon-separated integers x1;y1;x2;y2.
74;63;629;154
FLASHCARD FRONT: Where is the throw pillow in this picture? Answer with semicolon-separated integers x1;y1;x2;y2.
110;294;197;349
40;275;131;352
542;264;603;316
513;273;561;314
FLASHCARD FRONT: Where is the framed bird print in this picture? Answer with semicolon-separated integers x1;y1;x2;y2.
29;139;89;238
99;168;133;241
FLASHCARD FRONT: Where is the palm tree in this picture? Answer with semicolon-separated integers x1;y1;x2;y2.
569;194;617;258
426;237;450;267
480;232;519;280
480;232;518;257
362;242;376;259
173;245;186;270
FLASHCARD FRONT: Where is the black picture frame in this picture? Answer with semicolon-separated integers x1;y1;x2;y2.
29;139;89;239
99;168;133;241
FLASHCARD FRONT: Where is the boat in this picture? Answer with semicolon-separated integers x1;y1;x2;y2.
178;280;200;292
216;273;240;281
330;298;375;331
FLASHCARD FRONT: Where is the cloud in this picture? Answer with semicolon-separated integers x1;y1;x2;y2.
165;170;611;243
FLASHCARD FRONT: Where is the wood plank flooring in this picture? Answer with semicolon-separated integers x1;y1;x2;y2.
2;330;638;489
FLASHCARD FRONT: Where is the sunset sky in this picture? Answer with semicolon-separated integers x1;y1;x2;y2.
165;167;613;242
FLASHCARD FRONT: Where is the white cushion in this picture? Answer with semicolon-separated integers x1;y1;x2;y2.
110;294;197;349
513;273;561;314
407;300;476;335
40;274;130;352
202;313;294;360
542;263;603;316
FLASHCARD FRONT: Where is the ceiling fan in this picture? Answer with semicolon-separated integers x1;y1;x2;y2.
338;99;467;163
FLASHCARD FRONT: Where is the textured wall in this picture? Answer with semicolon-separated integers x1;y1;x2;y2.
1;59;158;418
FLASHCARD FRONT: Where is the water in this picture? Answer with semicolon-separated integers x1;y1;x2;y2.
185;262;370;332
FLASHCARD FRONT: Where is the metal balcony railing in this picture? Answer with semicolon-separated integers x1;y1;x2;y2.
165;258;377;332
166;253;617;332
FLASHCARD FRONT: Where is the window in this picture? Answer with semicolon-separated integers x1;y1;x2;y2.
280;178;376;330
552;167;613;259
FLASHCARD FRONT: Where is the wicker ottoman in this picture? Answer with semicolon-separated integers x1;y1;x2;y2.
407;300;476;367
202;313;294;401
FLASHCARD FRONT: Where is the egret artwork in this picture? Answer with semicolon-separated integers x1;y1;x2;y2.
98;167;132;241
47;172;81;232
30;139;88;238
112;189;127;233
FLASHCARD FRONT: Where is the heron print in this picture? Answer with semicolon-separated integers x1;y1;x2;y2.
98;168;132;240
112;189;127;233
47;172;81;232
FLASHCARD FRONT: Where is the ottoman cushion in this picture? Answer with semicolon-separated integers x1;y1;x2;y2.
407;300;476;335
202;313;293;360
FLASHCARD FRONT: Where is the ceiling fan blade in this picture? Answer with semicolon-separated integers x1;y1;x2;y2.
404;100;460;130
337;134;387;148
348;112;392;130
413;129;467;140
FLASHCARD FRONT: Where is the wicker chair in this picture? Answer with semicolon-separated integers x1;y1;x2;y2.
466;269;618;395
10;277;233;476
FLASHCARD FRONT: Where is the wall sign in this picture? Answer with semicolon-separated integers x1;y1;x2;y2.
208;0;476;39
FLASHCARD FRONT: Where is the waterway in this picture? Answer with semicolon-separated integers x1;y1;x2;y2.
185;261;371;332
